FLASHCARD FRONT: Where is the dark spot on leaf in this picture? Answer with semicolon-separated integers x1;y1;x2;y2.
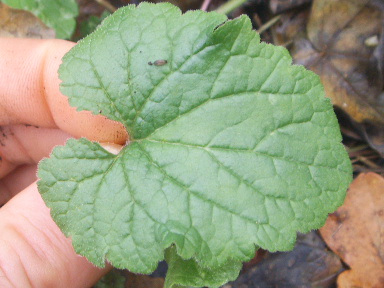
329;210;348;223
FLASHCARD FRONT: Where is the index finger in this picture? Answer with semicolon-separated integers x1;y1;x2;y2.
0;38;127;143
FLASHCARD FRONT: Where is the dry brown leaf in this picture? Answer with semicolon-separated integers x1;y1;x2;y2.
0;3;55;38
320;172;384;288
225;232;343;288
275;9;309;46
292;0;384;125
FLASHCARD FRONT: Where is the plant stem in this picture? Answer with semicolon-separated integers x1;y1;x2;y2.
95;0;116;13
216;0;249;14
256;15;281;34
201;0;212;11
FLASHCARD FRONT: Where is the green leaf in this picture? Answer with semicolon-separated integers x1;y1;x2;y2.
2;0;78;39
164;246;242;288
37;2;352;287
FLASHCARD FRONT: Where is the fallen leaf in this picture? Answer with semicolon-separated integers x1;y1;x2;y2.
274;9;309;46
292;0;384;125
320;172;384;288
224;232;343;288
0;3;55;38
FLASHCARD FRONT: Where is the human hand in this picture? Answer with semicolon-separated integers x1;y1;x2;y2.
0;38;128;287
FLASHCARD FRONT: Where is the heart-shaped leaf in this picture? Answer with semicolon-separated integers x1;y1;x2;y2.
38;3;352;287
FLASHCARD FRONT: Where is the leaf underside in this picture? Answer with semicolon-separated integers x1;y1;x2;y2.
2;0;78;39
37;2;352;287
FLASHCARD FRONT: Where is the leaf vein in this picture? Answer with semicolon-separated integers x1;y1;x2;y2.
137;142;263;225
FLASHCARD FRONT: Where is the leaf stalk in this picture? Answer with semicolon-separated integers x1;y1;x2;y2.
216;0;249;15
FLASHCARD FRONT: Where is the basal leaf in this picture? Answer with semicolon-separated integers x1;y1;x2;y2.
2;0;78;39
37;2;352;287
164;246;242;288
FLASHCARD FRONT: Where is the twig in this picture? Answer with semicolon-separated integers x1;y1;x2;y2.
345;144;369;153
95;0;117;13
256;15;281;34
355;156;382;170
216;0;249;15
201;0;212;11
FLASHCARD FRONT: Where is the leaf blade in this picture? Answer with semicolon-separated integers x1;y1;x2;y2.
38;2;352;287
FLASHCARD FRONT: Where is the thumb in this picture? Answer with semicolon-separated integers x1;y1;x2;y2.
0;182;110;287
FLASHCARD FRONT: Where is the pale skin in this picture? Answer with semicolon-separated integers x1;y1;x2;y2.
0;39;128;287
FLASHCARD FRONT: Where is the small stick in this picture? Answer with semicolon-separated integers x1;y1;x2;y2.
345;144;369;153
201;0;212;11
356;156;382;170
256;15;281;34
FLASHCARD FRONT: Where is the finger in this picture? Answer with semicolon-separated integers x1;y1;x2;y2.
0;151;16;179
0;137;123;207
0;182;111;287
0;124;124;179
0;164;37;206
0;38;128;143
0;125;71;178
